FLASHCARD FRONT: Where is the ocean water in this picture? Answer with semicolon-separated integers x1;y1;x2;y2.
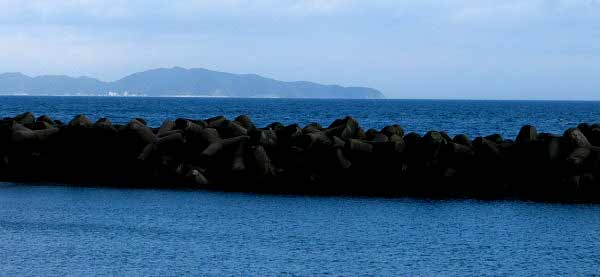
1;183;599;275
1;96;600;138
2;96;600;275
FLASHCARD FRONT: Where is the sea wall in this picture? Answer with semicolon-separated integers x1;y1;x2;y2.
1;112;599;201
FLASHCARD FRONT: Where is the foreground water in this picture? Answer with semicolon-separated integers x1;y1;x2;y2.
1;96;599;138
2;97;600;274
1;183;599;275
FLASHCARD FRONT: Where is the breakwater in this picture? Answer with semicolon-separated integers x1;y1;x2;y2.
1;112;599;201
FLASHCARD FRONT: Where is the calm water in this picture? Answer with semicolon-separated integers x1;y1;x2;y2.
1;96;600;138
1;183;599;275
2;96;600;275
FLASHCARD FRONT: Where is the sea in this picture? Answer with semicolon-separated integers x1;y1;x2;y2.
1;96;600;275
1;96;599;138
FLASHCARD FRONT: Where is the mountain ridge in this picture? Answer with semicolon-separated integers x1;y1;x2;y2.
0;67;384;99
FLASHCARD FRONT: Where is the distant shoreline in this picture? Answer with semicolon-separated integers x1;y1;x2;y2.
0;94;599;102
0;67;384;99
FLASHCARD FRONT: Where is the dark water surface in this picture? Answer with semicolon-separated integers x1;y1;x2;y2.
2;97;600;275
1;96;599;138
1;183;599;275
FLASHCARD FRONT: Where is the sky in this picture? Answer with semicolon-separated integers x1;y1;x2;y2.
0;0;599;100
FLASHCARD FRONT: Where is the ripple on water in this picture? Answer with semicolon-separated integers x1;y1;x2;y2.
0;183;599;275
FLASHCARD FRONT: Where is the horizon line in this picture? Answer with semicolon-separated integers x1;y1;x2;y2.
1;94;599;102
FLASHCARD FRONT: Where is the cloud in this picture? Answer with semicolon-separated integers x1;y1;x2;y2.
1;0;599;21
289;0;348;14
0;0;129;19
0;0;350;21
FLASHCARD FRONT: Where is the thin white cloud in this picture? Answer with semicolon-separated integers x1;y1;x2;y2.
289;0;348;14
0;0;130;18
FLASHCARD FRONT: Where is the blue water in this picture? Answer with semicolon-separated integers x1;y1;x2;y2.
2;96;600;274
1;96;599;138
1;183;599;275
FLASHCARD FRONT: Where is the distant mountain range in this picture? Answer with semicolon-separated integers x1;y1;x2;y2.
0;67;384;99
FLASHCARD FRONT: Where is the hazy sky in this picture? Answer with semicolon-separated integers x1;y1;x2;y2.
0;0;599;99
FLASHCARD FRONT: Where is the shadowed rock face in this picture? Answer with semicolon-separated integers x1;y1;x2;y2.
1;112;600;202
